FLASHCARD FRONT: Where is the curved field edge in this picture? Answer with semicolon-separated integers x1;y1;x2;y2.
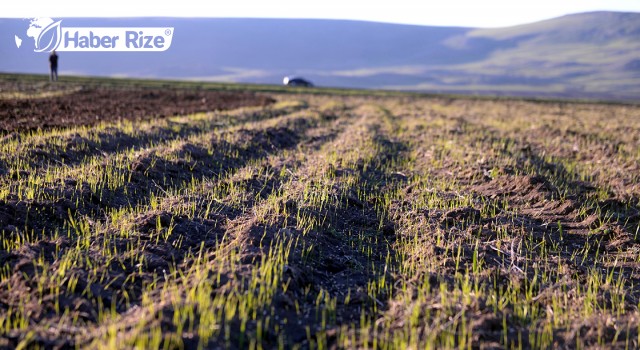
0;86;639;349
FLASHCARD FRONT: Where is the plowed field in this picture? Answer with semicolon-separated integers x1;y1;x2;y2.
1;78;639;349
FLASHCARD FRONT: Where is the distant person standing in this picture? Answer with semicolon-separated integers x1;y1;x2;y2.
49;50;58;82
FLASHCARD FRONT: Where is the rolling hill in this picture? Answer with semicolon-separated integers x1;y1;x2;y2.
1;12;639;100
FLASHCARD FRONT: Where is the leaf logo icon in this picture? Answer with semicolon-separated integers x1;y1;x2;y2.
34;20;62;52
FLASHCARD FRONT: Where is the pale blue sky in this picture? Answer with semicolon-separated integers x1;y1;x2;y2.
5;0;640;27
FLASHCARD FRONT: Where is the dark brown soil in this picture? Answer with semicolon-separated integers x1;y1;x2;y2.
0;86;275;133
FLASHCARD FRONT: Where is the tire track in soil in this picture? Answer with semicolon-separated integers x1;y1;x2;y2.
468;128;639;268
473;138;640;290
411;113;638;268
385;105;640;348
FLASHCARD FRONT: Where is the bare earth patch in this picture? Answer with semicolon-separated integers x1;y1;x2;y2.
0;83;274;132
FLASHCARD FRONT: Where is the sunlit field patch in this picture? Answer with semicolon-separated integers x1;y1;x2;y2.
1;76;639;349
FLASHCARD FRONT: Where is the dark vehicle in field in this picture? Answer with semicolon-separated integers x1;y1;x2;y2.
283;76;314;87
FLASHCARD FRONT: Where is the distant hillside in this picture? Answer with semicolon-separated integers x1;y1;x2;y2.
1;12;639;100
